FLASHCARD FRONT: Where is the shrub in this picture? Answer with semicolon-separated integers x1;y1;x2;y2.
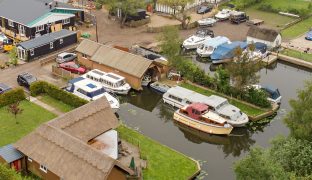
30;81;88;108
242;88;271;108
0;88;26;108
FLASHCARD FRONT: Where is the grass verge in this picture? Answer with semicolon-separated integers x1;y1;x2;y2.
180;83;265;116
281;49;312;63
282;16;312;39
39;95;75;113
116;125;199;180
0;100;56;146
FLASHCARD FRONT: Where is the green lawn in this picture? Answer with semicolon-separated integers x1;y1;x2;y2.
180;83;265;116
282;16;312;39
0;100;56;146
39;95;75;113
244;6;296;28
116;125;199;180
260;0;310;11
281;49;312;62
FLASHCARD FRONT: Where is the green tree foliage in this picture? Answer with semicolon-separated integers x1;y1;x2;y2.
227;46;262;92
157;0;194;29
214;67;230;94
9;47;18;66
284;80;312;141
7;101;23;124
234;147;289;180
158;26;182;66
270;136;312;177
102;0;145;27
0;163;31;180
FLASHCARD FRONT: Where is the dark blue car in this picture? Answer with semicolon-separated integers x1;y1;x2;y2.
0;83;12;94
306;30;312;41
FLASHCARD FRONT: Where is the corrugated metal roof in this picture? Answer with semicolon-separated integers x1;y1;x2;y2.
91;45;152;78
75;39;101;57
0;0;79;26
0;144;24;163
18;29;76;50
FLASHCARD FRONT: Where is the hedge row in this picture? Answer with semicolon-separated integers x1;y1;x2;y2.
0;88;26;108
30;81;88;108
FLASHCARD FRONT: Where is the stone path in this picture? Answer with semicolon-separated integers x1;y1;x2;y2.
29;96;64;116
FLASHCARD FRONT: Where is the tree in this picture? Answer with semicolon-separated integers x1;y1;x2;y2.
214;67;230;94
7;101;23;124
0;163;31;180
234;147;289;180
9;46;18;66
284;80;312;141
158;26;182;62
157;0;194;29
103;0;145;27
226;46;262;92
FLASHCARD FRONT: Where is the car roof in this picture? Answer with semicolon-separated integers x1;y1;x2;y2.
59;52;73;56
0;83;11;90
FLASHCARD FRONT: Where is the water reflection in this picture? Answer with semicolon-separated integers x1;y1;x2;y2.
174;122;255;157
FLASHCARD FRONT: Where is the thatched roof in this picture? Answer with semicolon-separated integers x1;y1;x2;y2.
48;98;118;142
247;26;280;42
75;39;101;57
14;98;133;180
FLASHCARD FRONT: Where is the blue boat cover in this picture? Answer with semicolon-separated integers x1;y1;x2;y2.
262;85;281;100
202;36;230;48
68;77;85;84
254;42;267;53
211;41;248;60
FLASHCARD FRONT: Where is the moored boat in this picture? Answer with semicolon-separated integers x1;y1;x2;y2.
252;85;282;104
196;36;230;58
182;28;214;50
211;41;248;64
173;103;233;135
149;81;170;93
141;75;151;86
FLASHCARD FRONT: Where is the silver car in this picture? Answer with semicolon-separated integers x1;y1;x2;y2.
56;52;77;64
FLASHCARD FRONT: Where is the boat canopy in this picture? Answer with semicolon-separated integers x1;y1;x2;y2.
202;36;230;48
189;103;209;112
262;86;281;100
211;41;248;60
254;42;267;53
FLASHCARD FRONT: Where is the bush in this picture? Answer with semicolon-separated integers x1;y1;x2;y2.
242;88;271;108
30;81;88;108
0;88;26;108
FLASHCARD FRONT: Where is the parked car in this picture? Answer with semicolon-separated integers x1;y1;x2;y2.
0;83;12;94
58;62;87;74
230;11;249;24
56;52;77;64
197;6;212;14
197;18;217;26
305;30;312;41
17;72;37;88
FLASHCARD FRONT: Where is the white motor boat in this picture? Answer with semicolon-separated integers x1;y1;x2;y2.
197;18;217;26
182;28;214;50
141;75;151;86
150;81;170;93
251;85;282;104
82;69;131;95
66;77;120;112
215;9;233;20
196;36;230;58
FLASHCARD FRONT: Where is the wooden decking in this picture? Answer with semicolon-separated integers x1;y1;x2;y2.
262;54;278;65
1;28;29;42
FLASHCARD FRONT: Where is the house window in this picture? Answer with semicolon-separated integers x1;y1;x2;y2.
39;164;48;173
36;25;44;32
62;18;70;25
50;42;53;49
8;20;14;27
60;38;63;44
82;53;87;58
30;49;34;56
27;157;32;162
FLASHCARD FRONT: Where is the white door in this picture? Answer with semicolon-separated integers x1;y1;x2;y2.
17;47;26;60
18;25;25;36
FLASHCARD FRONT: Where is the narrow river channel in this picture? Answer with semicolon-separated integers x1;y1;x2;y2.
118;61;311;180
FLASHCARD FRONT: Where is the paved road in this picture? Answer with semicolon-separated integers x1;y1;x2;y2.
0;60;65;89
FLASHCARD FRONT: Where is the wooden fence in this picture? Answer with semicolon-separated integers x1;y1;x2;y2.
52;65;75;80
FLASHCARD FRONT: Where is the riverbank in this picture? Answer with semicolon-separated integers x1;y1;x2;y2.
180;82;278;121
116;124;201;179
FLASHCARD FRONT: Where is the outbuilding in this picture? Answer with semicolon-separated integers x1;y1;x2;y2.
0;144;25;172
76;39;162;90
16;29;77;61
246;26;282;49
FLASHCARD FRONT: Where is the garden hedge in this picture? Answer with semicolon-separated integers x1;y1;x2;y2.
30;81;88;108
0;88;26;108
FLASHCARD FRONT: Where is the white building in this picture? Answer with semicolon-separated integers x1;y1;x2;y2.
246;26;282;49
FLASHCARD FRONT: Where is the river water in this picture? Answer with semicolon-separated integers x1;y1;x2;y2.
118;61;311;180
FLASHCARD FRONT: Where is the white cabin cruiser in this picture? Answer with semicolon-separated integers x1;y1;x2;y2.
196;36;230;58
163;86;249;127
141;75;151;86
182;28;214;50
82;69;131;95
66;77;120;112
215;9;233;20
